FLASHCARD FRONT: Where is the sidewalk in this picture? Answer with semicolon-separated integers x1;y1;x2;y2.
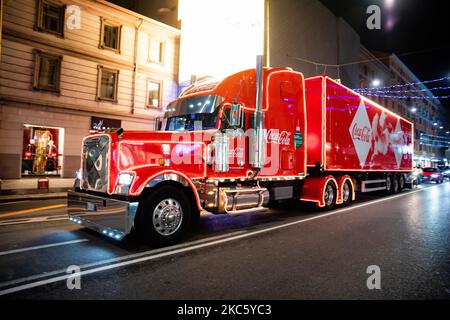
0;178;72;202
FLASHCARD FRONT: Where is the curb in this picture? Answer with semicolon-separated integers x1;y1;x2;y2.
0;192;68;203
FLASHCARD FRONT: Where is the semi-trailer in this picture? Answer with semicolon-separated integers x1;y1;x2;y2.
68;61;413;245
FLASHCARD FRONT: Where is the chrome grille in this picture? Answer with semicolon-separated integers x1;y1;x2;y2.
81;135;110;192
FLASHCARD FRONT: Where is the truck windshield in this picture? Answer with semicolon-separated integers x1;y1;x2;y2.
164;94;224;131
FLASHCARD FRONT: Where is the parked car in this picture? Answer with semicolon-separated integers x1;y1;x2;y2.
438;166;450;180
422;167;444;183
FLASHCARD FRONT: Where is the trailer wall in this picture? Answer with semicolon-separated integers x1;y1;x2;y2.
305;76;413;172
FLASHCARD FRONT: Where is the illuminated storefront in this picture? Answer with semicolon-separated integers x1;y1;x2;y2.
22;125;64;176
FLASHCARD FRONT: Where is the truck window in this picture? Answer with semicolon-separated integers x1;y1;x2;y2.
164;94;223;131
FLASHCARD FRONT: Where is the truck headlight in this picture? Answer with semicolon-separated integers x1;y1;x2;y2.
118;173;134;185
115;173;135;195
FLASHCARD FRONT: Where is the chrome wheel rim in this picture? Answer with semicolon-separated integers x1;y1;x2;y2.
324;184;335;207
152;198;183;236
343;182;350;203
386;177;391;191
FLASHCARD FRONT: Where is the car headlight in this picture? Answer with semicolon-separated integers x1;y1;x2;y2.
118;173;134;186
431;174;439;178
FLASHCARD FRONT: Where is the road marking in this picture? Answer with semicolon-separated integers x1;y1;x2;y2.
0;215;68;226
0;204;66;219
0;231;245;289
0;239;88;257
0;200;30;206
0;185;434;296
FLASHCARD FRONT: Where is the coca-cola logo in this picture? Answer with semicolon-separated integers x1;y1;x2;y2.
349;100;372;167
351;124;372;143
265;129;291;145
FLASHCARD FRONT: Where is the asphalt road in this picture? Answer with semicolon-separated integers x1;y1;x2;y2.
0;182;449;299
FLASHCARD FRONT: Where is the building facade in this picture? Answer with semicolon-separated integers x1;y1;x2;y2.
269;0;360;89
359;49;447;167
0;0;180;179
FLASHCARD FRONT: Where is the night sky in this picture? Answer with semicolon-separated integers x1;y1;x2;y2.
320;0;450;119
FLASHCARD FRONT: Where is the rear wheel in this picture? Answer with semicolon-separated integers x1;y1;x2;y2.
136;186;191;246
385;175;392;195
391;175;399;194
398;174;405;192
342;180;353;206
323;181;337;210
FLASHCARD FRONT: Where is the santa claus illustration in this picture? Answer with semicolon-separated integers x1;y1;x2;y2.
370;111;393;166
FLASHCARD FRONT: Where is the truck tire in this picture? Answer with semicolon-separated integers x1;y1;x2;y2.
342;180;353;206
390;174;399;194
323;181;337;210
385;175;392;195
398;174;405;192
135;185;191;246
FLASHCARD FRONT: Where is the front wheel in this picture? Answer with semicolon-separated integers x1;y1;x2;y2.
135;186;191;246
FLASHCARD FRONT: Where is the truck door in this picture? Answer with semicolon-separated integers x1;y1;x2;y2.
261;71;306;177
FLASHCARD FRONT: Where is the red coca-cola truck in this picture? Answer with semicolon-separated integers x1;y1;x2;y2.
68;59;413;245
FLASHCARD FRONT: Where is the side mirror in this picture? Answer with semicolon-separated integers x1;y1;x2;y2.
229;103;242;127
223;103;242;129
155;117;162;131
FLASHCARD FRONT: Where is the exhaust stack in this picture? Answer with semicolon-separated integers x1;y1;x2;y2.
251;55;265;170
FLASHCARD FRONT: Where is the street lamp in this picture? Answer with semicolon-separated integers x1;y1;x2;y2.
385;0;395;8
372;79;381;87
410;107;417;113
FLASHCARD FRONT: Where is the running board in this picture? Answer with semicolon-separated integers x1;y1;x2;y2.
225;207;268;215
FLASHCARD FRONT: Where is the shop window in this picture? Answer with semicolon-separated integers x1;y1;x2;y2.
97;66;119;101
146;79;162;108
22;125;64;176
100;18;121;52
36;0;65;36
148;36;165;64
33;51;62;92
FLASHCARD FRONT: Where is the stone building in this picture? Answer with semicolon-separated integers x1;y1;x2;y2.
0;0;180;179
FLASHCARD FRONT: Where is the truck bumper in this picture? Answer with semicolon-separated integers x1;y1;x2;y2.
67;190;139;240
